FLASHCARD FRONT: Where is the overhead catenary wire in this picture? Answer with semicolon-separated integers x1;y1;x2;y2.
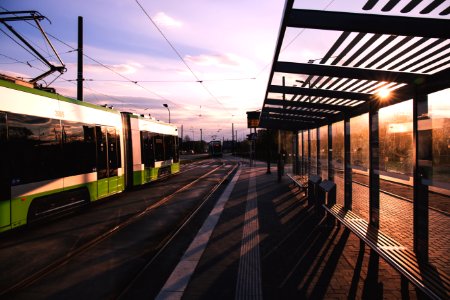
0;49;75;68
1;44;203;120
0;27;47;66
0;6;178;108
0;53;32;66
135;0;200;82
57;76;127;105
66;76;256;83
0;47;127;107
135;0;232;114
254;0;337;79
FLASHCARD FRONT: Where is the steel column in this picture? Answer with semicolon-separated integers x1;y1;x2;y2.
294;130;300;175
301;130;305;175
344;116;352;210
328;124;333;181
316;127;321;177
413;93;429;261
308;129;311;176
369;101;380;228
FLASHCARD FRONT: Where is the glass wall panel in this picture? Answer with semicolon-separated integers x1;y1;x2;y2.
310;128;317;175
280;130;293;165
427;89;450;273
379;101;413;250
350;113;369;221
379;101;413;186
319;125;328;179
332;121;344;206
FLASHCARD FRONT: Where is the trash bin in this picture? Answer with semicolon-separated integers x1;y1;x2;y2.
307;175;322;207
317;180;336;221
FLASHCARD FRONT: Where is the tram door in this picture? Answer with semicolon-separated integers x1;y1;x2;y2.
0;112;10;227
96;126;119;198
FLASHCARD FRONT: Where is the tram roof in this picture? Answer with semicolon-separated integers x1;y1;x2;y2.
259;0;450;131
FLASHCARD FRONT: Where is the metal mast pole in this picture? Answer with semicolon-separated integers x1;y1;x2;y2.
77;16;83;101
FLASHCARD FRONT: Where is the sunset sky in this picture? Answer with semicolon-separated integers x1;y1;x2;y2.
1;0;290;140
1;0;448;141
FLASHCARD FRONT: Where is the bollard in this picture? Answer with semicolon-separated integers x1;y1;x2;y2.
318;180;336;224
277;154;285;182
307;175;322;207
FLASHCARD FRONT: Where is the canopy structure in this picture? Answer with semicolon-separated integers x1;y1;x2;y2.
259;0;450;130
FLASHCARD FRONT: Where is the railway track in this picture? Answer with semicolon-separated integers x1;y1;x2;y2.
116;162;239;299
0;160;236;298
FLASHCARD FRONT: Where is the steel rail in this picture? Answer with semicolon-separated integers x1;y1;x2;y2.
116;162;239;299
0;163;225;297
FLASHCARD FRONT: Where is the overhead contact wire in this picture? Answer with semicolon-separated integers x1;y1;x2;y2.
0;6;175;106
135;0;232;113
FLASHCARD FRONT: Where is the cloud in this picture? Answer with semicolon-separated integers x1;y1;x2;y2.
83;63;142;75
0;70;33;80
184;53;243;68
153;12;182;28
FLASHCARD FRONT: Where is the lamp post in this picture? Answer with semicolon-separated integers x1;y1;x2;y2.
163;103;170;123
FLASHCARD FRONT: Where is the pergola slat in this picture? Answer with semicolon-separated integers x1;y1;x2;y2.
268;85;374;101
265;98;350;112
262;107;335;118
259;2;450;130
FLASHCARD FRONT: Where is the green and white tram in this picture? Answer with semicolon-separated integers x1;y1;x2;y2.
0;78;179;232
124;112;179;186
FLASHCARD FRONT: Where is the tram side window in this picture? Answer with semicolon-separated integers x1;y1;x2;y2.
141;131;155;167
62;121;96;176
164;135;174;161
141;131;149;167
116;129;122;169
174;136;179;163
8;113;63;185
154;134;164;161
39;119;63;181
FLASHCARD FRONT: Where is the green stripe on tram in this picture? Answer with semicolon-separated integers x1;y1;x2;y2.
3;176;124;231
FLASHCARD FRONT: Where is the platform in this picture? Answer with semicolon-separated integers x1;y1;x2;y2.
155;162;422;299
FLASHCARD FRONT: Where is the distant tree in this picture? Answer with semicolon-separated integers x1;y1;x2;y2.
184;135;191;142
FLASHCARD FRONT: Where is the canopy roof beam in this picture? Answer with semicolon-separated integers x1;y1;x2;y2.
274;61;428;84
287;9;450;39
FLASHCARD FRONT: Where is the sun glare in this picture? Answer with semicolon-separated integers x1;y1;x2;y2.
377;88;391;99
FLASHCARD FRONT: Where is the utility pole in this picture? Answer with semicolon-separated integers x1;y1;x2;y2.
232;123;234;155
77;16;83;101
180;124;183;151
